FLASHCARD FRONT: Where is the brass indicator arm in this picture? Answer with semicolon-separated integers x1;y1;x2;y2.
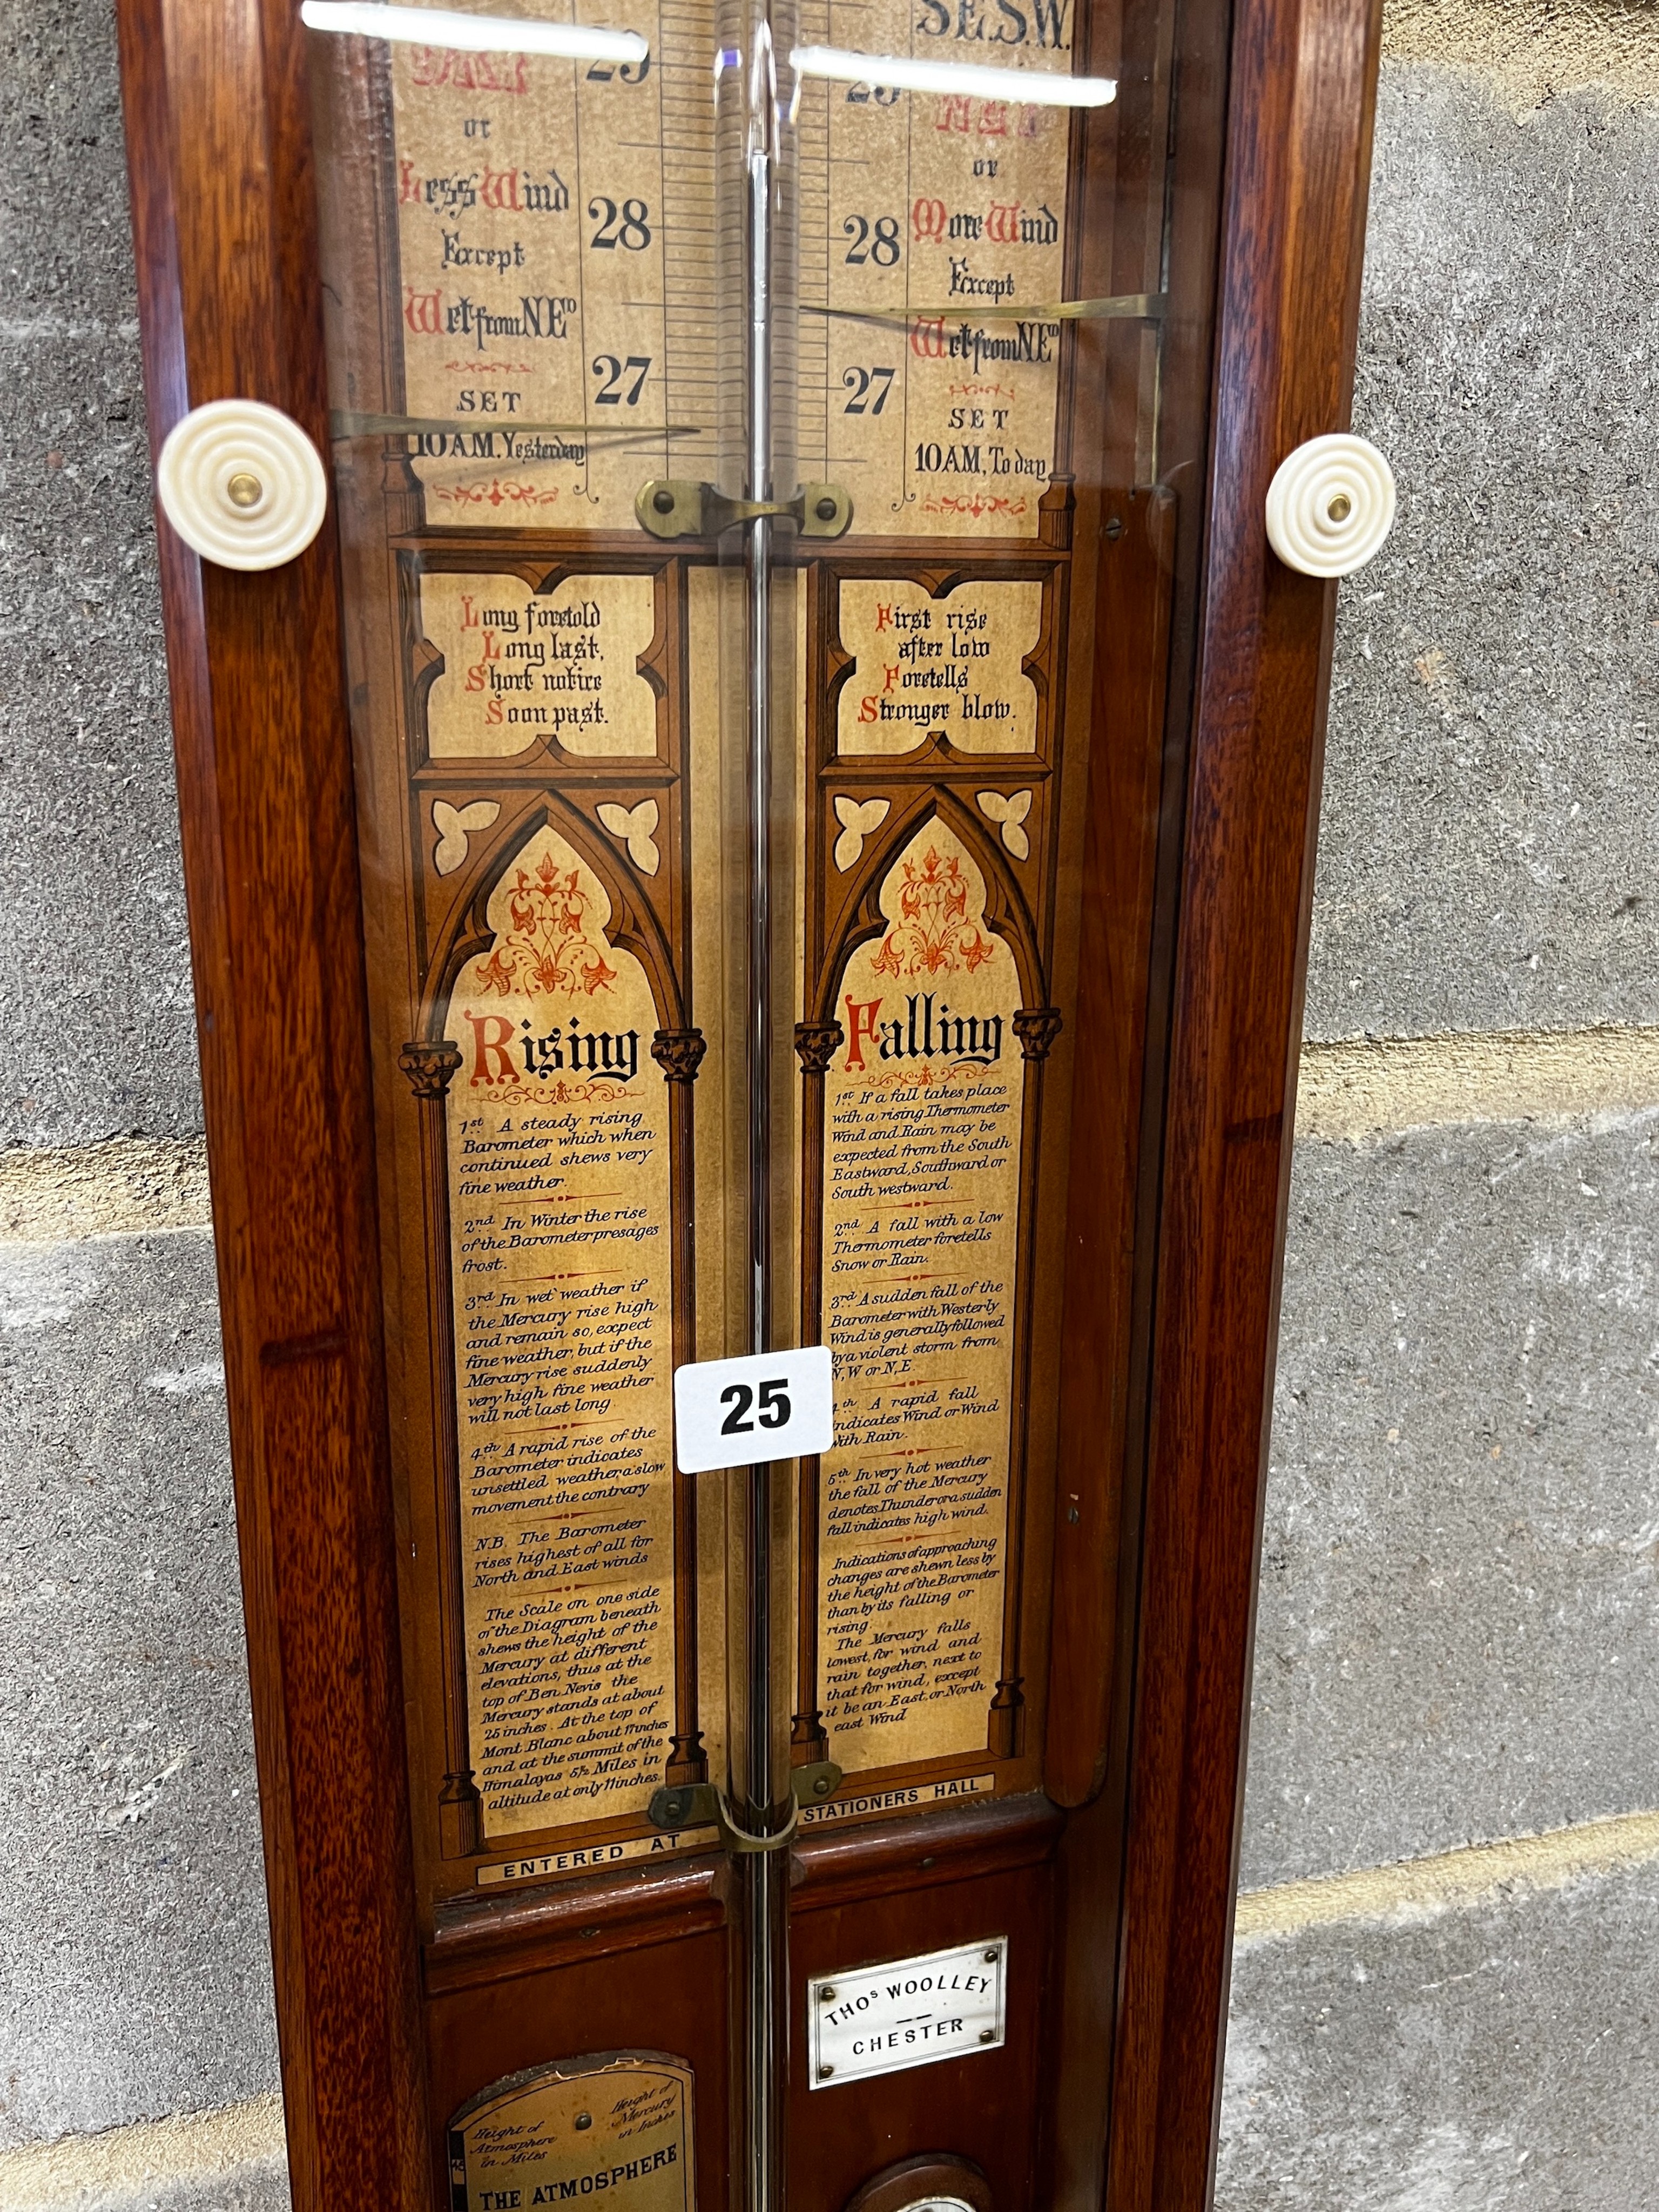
801;290;1168;326
332;410;706;444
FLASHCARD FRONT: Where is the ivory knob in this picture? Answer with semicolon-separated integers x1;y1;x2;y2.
1265;431;1396;578
155;399;329;571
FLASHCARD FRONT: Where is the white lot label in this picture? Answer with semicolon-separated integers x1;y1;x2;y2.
808;1937;1007;2088
673;1345;834;1473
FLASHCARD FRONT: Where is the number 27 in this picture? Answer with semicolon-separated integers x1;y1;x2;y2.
842;365;895;415
592;354;651;404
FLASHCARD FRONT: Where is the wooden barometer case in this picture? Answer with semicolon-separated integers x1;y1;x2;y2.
115;0;1381;2206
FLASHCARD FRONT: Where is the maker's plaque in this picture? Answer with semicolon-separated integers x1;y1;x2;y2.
808;1939;1008;2088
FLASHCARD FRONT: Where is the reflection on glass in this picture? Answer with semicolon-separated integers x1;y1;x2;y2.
788;43;1116;104
301;1;649;63
302;0;1216;2184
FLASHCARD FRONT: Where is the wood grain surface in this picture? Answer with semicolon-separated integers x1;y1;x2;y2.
1101;0;1386;2206
115;4;428;2210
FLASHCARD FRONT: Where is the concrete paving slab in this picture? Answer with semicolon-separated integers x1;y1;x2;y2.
1219;1836;1659;2211
0;2098;288;2212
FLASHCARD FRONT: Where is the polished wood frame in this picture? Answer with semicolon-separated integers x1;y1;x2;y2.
116;0;1381;2206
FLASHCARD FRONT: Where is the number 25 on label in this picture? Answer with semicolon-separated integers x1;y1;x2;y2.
672;1346;835;1473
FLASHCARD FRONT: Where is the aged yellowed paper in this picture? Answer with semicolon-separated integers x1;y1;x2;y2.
450;2055;694;2212
446;826;677;1838
818;821;1024;1772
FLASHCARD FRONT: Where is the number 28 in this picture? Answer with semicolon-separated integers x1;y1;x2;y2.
844;214;901;266
589;195;653;250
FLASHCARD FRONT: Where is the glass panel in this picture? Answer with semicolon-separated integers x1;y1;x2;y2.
302;0;1224;2108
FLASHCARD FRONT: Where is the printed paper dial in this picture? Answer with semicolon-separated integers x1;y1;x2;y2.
389;0;1081;532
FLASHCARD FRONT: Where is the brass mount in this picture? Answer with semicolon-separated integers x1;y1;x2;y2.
635;478;854;540
647;1759;843;1854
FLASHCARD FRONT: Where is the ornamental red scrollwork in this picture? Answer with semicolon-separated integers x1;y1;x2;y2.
469;851;618;999
870;846;995;979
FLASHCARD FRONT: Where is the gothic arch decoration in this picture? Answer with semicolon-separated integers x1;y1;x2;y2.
811;785;1047;1023
447;821;653;1100
401;790;710;1829
419;789;685;1039
415;814;690;1841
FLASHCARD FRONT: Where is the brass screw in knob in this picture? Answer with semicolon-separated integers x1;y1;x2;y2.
1266;433;1395;576
815;495;839;522
156;400;328;569
652;487;676;515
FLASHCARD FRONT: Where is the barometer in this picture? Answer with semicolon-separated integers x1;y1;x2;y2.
115;0;1385;2202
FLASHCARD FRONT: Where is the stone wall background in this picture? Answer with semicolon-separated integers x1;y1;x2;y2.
1220;22;1659;2204
1;0;1655;2204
